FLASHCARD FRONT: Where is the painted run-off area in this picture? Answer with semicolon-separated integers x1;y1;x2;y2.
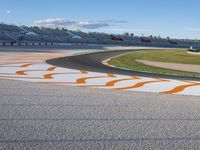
0;50;200;96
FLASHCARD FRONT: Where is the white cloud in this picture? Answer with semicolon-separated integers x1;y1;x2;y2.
33;18;127;29
6;10;11;14
103;28;153;34
185;27;200;31
107;28;153;32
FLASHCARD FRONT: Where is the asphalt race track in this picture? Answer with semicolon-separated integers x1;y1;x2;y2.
1;78;200;149
0;46;200;149
47;49;200;81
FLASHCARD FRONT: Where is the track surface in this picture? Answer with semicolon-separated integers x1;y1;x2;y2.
0;47;200;96
47;49;200;81
0;46;200;149
1;78;200;149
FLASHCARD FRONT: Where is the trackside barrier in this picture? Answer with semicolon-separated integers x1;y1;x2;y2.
0;42;99;47
71;42;88;46
0;41;108;47
0;42;62;46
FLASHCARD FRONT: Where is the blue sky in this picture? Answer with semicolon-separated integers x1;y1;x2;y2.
0;0;200;39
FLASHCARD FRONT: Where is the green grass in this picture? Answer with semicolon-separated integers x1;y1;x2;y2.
108;49;200;77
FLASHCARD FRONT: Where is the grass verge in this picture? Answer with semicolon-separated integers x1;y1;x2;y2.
108;49;200;77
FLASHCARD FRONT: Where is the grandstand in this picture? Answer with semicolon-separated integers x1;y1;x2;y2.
0;23;200;48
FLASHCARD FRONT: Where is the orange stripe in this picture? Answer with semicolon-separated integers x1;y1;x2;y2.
16;67;58;75
45;82;76;85
45;74;116;85
85;76;141;87
179;80;200;84
21;63;33;67
16;70;27;75
162;83;200;94
43;70;88;79
0;63;33;68
106;76;140;86
115;79;169;90
76;73;116;84
47;66;57;71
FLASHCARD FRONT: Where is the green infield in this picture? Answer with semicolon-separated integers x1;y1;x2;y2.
108;49;200;77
